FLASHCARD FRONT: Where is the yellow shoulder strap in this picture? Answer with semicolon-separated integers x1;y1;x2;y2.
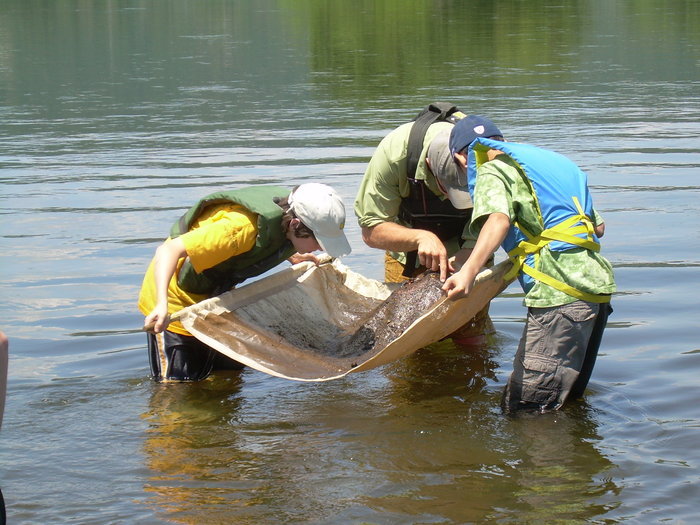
519;264;611;303
505;196;610;302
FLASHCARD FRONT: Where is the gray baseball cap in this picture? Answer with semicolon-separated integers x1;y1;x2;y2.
426;129;472;210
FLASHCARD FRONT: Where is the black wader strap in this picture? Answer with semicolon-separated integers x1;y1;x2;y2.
406;102;459;180
402;102;461;278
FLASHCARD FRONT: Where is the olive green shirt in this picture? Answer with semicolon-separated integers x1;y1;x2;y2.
472;155;616;308
354;121;476;263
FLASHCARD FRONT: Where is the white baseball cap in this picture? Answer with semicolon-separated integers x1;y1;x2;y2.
288;183;352;258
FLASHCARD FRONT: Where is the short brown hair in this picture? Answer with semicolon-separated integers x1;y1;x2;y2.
275;193;315;239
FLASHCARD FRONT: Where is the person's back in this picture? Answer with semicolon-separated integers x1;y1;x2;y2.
354;121;458;247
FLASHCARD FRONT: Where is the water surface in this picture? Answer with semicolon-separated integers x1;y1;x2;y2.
1;1;699;523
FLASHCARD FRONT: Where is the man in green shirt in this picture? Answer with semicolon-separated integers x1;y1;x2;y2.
443;115;616;412
354;113;492;344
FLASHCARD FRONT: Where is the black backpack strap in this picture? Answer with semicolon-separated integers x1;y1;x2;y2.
402;102;461;277
405;102;460;181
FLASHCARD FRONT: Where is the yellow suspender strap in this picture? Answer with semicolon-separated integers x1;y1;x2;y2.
519;264;611;303
505;197;611;303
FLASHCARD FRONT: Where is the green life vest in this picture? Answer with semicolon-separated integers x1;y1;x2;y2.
171;185;295;296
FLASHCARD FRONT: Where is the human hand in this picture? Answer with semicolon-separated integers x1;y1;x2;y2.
416;231;449;281
441;266;477;300
144;303;170;333
289;252;322;266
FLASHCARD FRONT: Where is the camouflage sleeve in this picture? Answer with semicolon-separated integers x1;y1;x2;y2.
469;162;513;236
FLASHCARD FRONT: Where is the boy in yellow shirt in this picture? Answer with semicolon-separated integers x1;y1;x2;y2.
139;183;351;382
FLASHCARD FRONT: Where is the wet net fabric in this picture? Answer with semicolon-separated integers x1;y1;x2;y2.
177;258;513;381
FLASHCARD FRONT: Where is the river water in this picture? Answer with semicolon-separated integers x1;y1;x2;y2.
1;1;699;523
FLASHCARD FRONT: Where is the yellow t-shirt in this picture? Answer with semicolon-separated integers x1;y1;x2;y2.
138;203;259;335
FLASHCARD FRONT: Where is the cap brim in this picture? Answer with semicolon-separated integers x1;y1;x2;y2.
445;187;473;210
316;232;352;258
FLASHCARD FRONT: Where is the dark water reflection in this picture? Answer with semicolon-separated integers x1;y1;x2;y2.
139;343;619;524
1;0;699;523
